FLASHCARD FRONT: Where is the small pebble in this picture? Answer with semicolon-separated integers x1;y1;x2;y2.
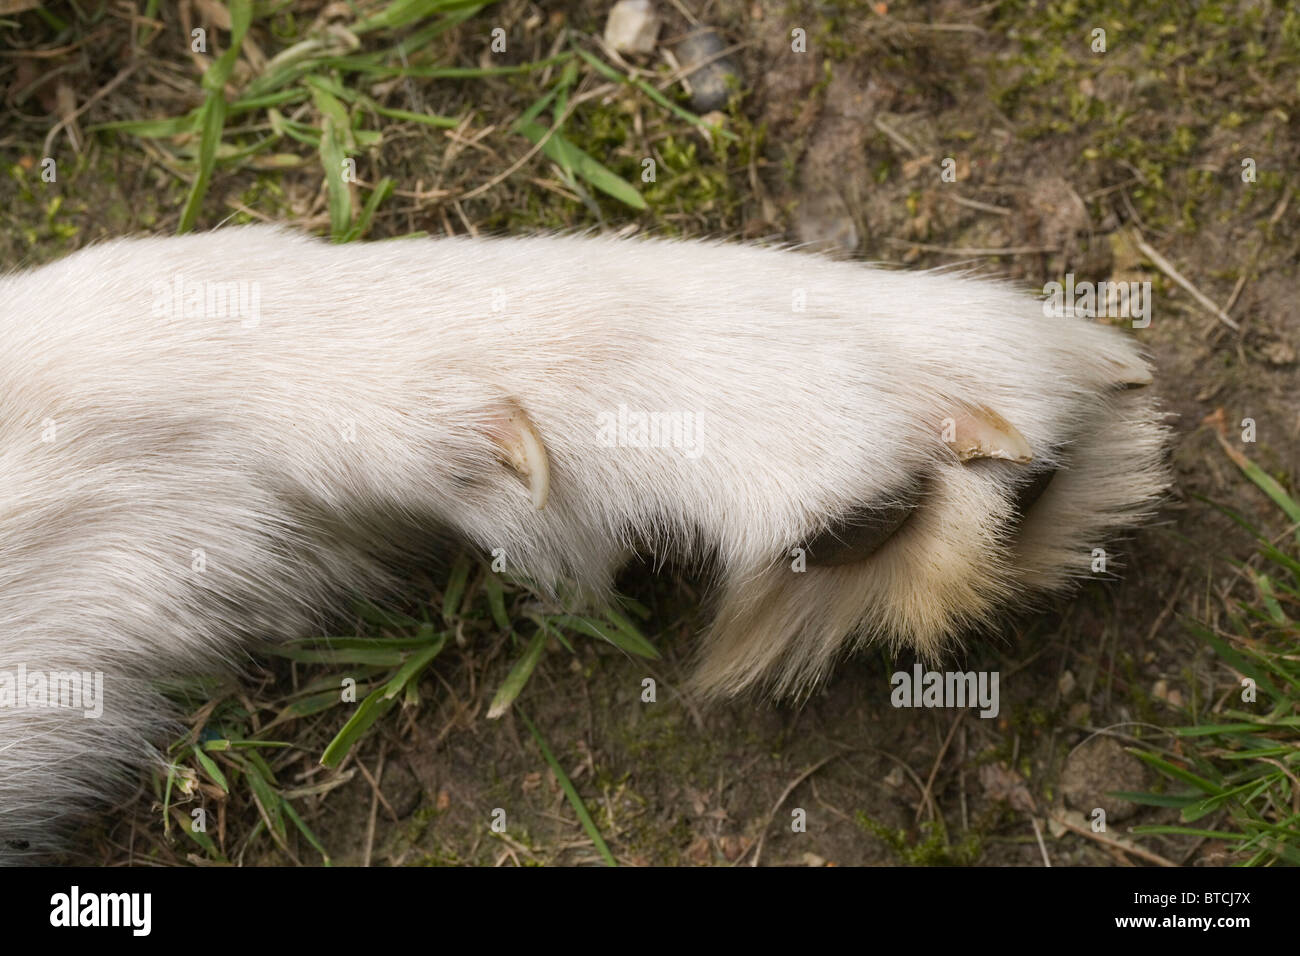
604;0;660;55
1061;736;1148;823
675;27;740;112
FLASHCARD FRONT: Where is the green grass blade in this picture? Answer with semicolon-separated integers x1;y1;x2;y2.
193;748;230;793
369;104;460;128
282;635;439;650
320;687;398;768
487;627;548;719
170;807;226;860
283;800;332;865
441;553;473;623
518;710;616;866
548;613;658;658
514;120;647;210
177;95;227;234
381;631;447;699
572;47;737;142
1107;790;1199;808
602;607;660;659
1131;825;1250;840
1173;721;1287;735
341;175;395;242
1251;571;1289;624
1184;621;1284;701
240;757;288;841
309;79;355;241
177;0;252;233
483;571;512;632
275;687;353;720
1218;435;1300;541
270;646;411;666
1127;748;1225;796
354;601;421;629
355;0;492;33
87;115;195;137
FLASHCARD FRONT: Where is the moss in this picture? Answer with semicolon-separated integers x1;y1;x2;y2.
615;701;710;779
982;0;1292;241
856;812;983;866
639;136;734;227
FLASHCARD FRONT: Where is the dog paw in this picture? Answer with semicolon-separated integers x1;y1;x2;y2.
449;240;1171;697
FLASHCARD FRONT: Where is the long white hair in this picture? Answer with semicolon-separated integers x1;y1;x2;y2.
0;227;1166;855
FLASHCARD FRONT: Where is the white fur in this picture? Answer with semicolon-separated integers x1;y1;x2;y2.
0;226;1166;855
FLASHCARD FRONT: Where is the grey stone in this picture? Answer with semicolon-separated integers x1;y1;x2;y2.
1061;736;1149;823
675;27;740;113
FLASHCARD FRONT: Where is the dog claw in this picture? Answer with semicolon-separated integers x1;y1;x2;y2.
489;399;550;509
945;405;1033;464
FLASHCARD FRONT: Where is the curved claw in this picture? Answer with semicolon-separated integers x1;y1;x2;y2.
945;405;1033;464
488;398;550;509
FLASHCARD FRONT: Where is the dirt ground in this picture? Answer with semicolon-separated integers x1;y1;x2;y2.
2;0;1297;866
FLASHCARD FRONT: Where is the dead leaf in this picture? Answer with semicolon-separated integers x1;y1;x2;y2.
978;762;1037;814
686;835;711;864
